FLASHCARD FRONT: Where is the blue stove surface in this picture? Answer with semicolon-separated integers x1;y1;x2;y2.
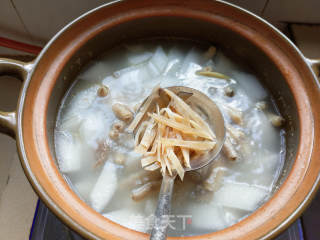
29;200;306;240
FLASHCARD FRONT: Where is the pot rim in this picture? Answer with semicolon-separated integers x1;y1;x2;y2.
15;0;320;239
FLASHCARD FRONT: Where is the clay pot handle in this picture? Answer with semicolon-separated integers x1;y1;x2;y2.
0;58;33;138
306;58;320;79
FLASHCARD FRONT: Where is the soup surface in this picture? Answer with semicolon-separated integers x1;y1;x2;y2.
55;41;285;236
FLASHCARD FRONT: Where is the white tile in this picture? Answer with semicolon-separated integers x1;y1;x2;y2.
263;0;320;23
0;76;21;198
0;154;38;240
12;0;110;44
0;0;34;46
225;0;267;15
0;76;37;239
291;24;320;59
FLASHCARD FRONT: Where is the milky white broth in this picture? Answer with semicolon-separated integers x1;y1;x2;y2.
55;41;285;236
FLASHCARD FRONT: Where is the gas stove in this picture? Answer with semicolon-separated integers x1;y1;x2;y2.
30;197;319;240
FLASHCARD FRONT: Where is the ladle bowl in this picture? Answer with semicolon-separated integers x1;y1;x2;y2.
136;86;226;240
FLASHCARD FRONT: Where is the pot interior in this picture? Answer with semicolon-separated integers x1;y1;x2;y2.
40;12;301;238
47;15;299;190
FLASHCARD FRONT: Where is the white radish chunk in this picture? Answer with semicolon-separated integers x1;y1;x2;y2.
223;207;248;226
103;209;147;233
180;48;204;74
79;112;106;148
149;46;168;73
73;173;99;202
79;62;111;82
61;113;82;132
90;162;118;212
164;47;185;75
233;71;267;101
70;85;100;110
246;108;280;150
186;203;227;231
144;197;157;216
146;62;160;78
214;182;268;211
128;52;153;65
56;134;82;173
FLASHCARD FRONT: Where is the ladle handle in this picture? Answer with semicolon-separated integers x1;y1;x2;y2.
150;173;175;240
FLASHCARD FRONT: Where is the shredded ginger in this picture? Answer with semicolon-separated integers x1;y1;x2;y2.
134;88;217;180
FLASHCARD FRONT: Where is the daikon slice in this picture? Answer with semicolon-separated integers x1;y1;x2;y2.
60;113;82;132
214;182;268;211
128;52;153;65
90;162;118;212
103;208;147;233
180;48;204;74
186;203;227;231
234;71;267;101
79;111;106;148
73;173;99;202
56;135;82;173
149;46;168;73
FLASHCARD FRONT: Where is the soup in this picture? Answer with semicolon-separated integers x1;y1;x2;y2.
55;41;285;236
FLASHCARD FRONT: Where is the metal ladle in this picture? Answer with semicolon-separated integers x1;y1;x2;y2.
128;86;226;240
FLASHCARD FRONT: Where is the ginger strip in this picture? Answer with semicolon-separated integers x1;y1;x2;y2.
161;138;216;151
134;88;217;180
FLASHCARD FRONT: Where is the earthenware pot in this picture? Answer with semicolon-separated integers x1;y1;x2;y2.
0;0;319;239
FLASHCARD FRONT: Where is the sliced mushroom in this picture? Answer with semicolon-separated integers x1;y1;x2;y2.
94;141;109;168
97;85;109;97
203;166;226;192
109;129;119;140
112;103;133;122
268;114;285;127
119;170;162;188
224;86;234;97
131;181;161;201
226;124;245;141
203;46;217;60
112;121;126;132
255;101;267;110
223;137;238;161
226;106;243;125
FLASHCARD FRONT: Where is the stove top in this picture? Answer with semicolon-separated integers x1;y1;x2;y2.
29;199;309;240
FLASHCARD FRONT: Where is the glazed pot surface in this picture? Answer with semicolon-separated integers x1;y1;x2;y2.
0;0;320;239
